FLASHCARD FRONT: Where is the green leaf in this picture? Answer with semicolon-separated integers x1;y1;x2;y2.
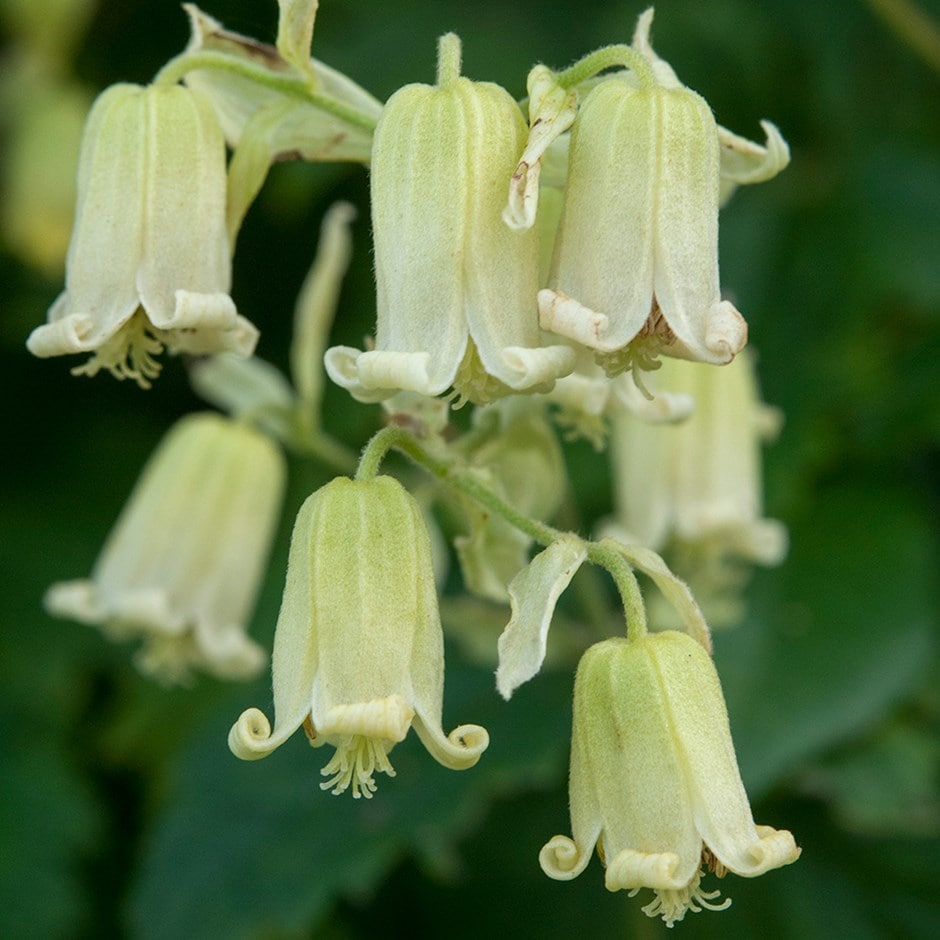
717;484;937;797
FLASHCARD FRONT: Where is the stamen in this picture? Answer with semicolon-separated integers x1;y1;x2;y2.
449;340;513;408
319;735;397;799
594;301;676;391
702;846;729;878
71;310;166;390
638;868;731;928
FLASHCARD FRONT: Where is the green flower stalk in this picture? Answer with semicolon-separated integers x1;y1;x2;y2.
541;632;800;926
229;475;489;798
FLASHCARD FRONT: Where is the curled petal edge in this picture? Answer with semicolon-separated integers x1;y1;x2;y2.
539;835;592;881
27;311;96;357
413;717;489;770
538;289;613;350
498;344;577;391
731;825;801;877
605;848;686;891
229;706;304;761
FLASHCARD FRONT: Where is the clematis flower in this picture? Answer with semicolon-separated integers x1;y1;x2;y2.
538;70;746;373
540;632;800;926
325;35;574;407
27;81;258;389
45;413;286;683
536;6;793;376
228;474;489;797
604;351;786;628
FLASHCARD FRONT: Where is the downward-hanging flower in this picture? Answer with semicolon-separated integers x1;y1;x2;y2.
606;351;787;564
538;70;746;374
540;632;800;926
534;7;787;377
45;413;286;683
229;474;488;797
325;34;574;407
26;81;258;388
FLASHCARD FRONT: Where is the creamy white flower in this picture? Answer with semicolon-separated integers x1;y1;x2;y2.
606;351;786;566
27;82;257;388
540;632;800;926
45;413;285;683
229;475;488;797
538;72;747;370
326;37;574;407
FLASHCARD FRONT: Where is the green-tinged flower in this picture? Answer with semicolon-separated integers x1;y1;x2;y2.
606;351;786;566
537;7;790;374
325;35;575;407
539;71;747;370
45;413;286;683
229;475;488;798
26;82;258;389
541;632;800;926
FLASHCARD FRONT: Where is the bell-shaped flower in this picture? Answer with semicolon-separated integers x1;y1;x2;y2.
45;413;286;683
228;474;489;798
538;70;747;372
606;352;786;566
540;632;800;926
326;36;575;407
27;81;258;389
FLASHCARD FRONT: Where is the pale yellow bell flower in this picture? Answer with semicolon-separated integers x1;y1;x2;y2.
606;351;786;566
540;632;800;926
325;35;574;407
27;82;258;388
45;413;286;683
229;475;489;798
538;72;747;372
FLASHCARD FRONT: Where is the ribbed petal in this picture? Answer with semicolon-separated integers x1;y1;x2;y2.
542;79;656;351
648;632;799;876
138;85;232;328
652;86;745;363
370;83;469;394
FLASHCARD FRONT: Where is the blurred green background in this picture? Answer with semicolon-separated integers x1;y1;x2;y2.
1;0;938;937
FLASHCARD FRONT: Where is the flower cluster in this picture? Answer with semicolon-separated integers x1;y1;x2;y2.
27;0;799;928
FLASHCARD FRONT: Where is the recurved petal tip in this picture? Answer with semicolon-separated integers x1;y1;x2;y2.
605;848;686;891
228;707;283;761
414;717;489;770
743;826;802;875
539;835;591;881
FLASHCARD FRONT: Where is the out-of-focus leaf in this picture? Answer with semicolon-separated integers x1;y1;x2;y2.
0;707;101;938
797;718;939;836
717;484;937;797
129;652;571;939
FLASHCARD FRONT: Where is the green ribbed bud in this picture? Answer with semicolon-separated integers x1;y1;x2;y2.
229;474;488;798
